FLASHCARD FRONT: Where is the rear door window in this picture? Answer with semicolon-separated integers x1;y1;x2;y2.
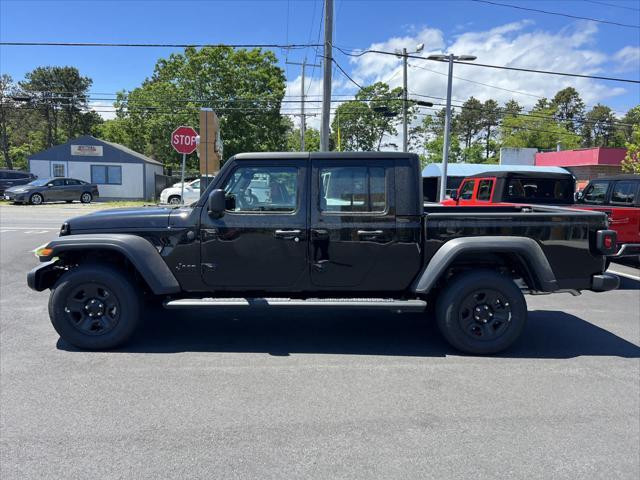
319;166;387;213
611;181;638;205
477;179;494;201
582;181;610;204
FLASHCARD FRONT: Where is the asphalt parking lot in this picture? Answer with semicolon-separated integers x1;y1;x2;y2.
1;203;639;479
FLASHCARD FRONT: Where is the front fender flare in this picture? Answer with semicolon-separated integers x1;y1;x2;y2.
33;234;181;295
412;236;558;294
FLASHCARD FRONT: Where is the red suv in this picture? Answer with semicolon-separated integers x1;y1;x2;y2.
575;175;640;259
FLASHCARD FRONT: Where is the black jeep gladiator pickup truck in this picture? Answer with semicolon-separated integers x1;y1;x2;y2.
28;152;619;354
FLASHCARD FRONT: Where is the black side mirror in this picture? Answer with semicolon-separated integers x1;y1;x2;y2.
450;190;459;201
208;189;226;218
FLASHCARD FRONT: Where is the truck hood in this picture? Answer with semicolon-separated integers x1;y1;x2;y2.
65;206;188;233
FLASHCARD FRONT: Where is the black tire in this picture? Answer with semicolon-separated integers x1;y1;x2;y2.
436;270;527;355
48;264;141;349
30;193;43;205
168;195;181;205
80;192;92;203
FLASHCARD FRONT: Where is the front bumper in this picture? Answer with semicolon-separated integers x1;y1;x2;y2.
591;273;620;292
4;192;28;202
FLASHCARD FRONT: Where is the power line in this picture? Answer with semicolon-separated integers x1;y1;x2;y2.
0;41;321;49
471;0;640;29
408;62;543;99
331;58;363;89
583;0;640;11
333;45;640;84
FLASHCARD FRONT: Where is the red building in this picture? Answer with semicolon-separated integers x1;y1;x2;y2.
535;147;627;188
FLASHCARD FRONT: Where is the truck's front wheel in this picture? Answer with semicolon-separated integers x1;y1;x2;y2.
436;270;527;355
48;264;141;349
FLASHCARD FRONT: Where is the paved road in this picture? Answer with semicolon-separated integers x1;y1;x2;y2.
1;205;639;479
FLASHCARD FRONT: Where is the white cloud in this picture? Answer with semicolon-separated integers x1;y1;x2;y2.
613;46;640;73
349;20;626;111
89;101;116;120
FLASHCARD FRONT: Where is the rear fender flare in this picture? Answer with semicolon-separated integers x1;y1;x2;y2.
412;236;558;294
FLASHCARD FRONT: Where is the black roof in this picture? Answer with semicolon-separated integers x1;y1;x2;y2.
233;152;418;160
587;174;640;181
467;170;574;180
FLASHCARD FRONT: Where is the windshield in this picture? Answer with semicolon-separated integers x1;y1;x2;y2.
28;178;52;186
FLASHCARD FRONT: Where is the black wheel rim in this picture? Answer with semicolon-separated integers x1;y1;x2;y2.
81;193;90;202
64;283;121;336
458;288;512;342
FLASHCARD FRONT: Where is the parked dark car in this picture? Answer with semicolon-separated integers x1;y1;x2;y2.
0;169;36;195
28;152;618;354
4;177;99;205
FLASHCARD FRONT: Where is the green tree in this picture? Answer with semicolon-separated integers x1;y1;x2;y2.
20;66;94;146
482;99;500;160
457;97;483;153
501;105;581;151
621;124;640;174
503;99;523;117
0;74;18;169
285;125;320;152
331;82;404;151
550;87;585;132
581;104;617;147
103;46;289;170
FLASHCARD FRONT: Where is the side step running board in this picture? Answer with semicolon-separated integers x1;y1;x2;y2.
164;297;427;312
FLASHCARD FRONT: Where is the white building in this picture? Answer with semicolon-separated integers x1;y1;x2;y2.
28;135;163;201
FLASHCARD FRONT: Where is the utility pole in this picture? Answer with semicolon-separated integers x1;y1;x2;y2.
402;47;408;152
396;44;423;153
287;59;320;151
320;0;333;151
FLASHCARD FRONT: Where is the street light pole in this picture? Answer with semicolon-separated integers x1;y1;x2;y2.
440;54;454;202
402;47;408;152
428;53;477;201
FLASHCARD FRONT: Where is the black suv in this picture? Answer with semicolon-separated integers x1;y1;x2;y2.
0;169;36;195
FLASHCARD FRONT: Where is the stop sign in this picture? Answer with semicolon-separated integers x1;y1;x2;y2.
171;126;198;154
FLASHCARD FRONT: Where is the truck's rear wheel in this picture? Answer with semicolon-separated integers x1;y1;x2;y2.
436;270;527;355
48;264;141;349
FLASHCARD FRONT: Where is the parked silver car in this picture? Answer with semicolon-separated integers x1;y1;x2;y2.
4;177;99;205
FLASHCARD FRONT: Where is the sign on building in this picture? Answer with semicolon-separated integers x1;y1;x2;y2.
71;145;104;156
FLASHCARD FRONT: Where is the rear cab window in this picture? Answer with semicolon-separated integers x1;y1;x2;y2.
505;177;575;204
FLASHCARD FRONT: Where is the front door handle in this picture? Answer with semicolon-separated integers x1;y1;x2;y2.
357;230;385;241
274;229;302;241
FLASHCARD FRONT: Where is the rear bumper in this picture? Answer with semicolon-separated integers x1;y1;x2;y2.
612;243;640;258
591;273;620;292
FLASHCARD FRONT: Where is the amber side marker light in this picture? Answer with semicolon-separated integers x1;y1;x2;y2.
35;246;53;258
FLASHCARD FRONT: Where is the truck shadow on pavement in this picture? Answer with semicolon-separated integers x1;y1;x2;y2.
58;308;640;359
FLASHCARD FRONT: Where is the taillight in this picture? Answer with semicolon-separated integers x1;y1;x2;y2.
596;230;617;255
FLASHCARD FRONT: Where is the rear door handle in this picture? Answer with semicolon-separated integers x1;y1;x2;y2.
274;229;302;241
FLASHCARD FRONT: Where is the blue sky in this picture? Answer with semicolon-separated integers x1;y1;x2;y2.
1;0;639;124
